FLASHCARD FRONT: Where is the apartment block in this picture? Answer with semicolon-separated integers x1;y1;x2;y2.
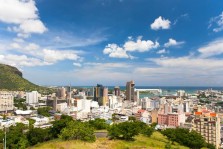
193;112;220;149
0;92;14;113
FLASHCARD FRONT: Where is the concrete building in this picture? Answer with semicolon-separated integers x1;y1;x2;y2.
193;111;221;149
0;92;14;113
126;80;135;101
56;87;66;99
26;91;40;105
114;86;120;96
94;84;108;106
177;90;186;97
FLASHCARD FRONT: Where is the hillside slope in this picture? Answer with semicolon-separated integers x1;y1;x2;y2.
29;132;190;149
0;63;53;93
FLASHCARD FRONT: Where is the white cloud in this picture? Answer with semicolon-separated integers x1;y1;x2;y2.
209;12;223;32
0;54;51;67
73;62;82;67
0;0;47;37
156;49;168;54
103;36;159;59
43;49;80;63
103;44;130;58
149;57;223;69
124;37;159;52
1;40;83;66
0;0;37;24
19;19;47;34
198;38;223;58
164;38;184;47
150;16;171;30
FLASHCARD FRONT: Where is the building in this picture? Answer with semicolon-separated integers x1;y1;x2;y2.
126;80;135;101
26;91;40;105
0;92;14;113
56;87;66;99
192;111;221;149
114;86;120;96
157;102;185;127
94;84;108;106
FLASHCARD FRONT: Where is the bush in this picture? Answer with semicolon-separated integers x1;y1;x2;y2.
107;121;140;140
59;121;96;142
161;128;206;149
88;118;108;130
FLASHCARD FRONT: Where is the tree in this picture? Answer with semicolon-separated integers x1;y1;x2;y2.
37;106;52;117
27;128;51;146
88;118;108;130
6;123;29;149
59;121;95;142
161;128;206;149
142;126;154;137
50;115;73;138
107;121;140;140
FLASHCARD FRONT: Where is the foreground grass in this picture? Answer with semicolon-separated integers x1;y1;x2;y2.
29;131;189;149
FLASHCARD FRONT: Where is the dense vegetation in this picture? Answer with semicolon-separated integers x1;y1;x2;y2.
107;121;154;140
14;98;27;110
37;106;52;117
0;63;54;94
161;128;215;149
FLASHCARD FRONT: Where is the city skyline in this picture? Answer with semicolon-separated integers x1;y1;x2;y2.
0;0;223;86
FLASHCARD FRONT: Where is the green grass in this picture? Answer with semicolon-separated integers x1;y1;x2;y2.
29;131;189;149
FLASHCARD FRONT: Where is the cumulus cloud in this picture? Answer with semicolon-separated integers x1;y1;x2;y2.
103;36;159;59
124;37;159;52
0;0;47;37
164;38;185;47
198;38;223;58
150;16;171;30
103;43;130;58
209;12;223;32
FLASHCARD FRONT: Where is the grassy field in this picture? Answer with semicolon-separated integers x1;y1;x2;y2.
29;131;190;149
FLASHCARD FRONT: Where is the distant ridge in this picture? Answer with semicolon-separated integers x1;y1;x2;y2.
0;63;54;94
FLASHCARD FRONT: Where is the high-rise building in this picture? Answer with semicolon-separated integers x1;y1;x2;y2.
26;91;40;105
193;111;221;149
94;84;108;106
114;86;120;96
56;87;66;99
126;80;135;101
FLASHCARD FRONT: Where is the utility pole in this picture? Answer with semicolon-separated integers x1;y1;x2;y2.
4;127;6;149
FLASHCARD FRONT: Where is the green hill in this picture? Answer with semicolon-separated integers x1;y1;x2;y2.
0;63;54;94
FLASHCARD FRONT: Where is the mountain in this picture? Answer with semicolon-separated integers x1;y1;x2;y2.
0;63;54;94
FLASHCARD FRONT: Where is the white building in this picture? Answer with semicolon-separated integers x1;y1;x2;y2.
26;91;40;105
56;103;67;112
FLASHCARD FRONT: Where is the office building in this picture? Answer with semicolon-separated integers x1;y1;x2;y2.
94;84;108;106
126;80;135;101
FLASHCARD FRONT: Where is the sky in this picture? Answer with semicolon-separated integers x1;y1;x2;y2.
0;0;223;86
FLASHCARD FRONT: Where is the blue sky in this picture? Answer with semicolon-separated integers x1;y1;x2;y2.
0;0;223;86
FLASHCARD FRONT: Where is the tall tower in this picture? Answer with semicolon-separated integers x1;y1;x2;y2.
94;84;108;106
114;86;120;96
126;80;135;101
